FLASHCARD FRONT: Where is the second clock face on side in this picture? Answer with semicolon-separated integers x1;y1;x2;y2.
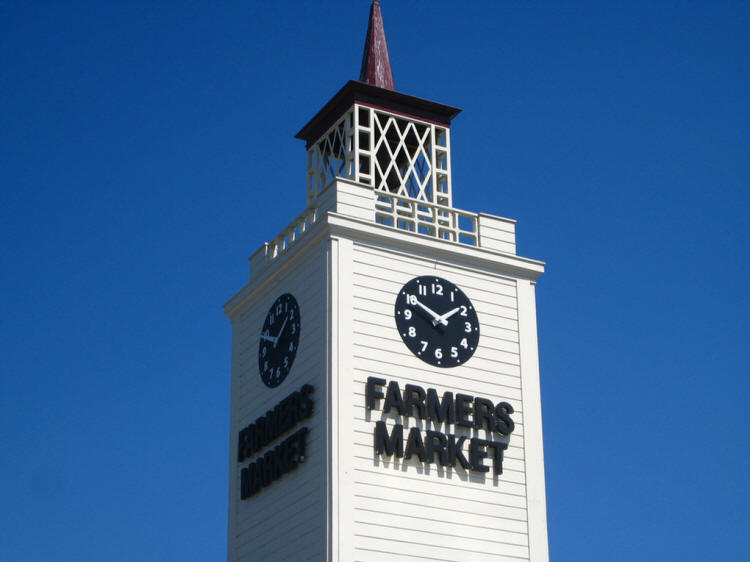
258;293;301;388
394;276;480;367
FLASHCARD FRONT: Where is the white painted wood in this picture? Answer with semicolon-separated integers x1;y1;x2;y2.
353;533;529;561
327;235;357;561
227;176;548;560
325;213;543;283
328;240;534;559
517;280;549;562
225;237;328;562
478;213;517;255
318;178;376;223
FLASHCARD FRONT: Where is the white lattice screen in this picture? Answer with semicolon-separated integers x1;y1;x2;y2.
306;104;452;209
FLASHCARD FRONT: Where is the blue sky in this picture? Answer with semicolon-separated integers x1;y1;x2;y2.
1;1;748;560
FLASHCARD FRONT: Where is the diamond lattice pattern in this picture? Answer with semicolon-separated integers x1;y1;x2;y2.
306;106;451;208
307;110;355;203
372;113;433;202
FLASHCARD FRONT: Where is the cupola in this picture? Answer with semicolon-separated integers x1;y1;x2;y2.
296;1;463;238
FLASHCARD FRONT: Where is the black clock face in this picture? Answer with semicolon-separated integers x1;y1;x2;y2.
394;276;480;368
258;293;301;388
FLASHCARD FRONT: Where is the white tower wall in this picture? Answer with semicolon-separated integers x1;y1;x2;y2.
226;179;548;561
226;236;329;560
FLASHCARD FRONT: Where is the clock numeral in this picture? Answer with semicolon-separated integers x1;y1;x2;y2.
432;283;443;295
407;294;418;305
450;291;455;303
460;338;468;349
418;284;427;296
451;347;458;358
262;347;267;357
403;309;412;320
408;326;416;337
269;312;275;325
434;348;443;359
460;305;468;317
263;360;268;371
291;323;296;334
464;322;472;333
283;357;289;368
420;340;428;352
289;341;295;352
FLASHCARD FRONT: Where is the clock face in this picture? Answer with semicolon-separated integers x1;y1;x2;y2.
258;293;301;388
394;276;480;367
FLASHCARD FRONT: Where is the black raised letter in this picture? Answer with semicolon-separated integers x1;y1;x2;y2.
295;427;309;462
427;389;455;424
447;434;471;469
455;394;474;428
403;384;427;419
425;430;448;466
494;402;515;436
374;421;403;457
383;380;406;415
240;467;250;499
262;450;275;484
488;441;508;475
238;427;249;462
404;427;428;462
473;397;496;432
365;377;386;410
299;384;314;419
469;438;490;473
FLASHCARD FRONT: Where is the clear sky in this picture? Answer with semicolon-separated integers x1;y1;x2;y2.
1;1;748;560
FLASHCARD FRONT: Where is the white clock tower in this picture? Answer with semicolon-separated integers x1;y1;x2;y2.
225;3;549;560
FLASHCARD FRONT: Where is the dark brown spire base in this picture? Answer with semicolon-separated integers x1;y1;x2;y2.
295;81;461;149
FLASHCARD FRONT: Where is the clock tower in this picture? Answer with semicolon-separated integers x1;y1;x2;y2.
225;3;549;561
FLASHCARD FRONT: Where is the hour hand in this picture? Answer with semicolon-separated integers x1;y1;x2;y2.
260;331;276;344
433;306;461;326
415;299;448;326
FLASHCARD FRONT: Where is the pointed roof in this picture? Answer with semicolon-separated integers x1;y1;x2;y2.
359;0;395;91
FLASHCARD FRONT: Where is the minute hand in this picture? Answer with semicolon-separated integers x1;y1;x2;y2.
273;316;289;348
415;300;448;326
433;306;461;327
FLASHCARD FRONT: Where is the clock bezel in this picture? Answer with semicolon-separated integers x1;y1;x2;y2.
394;275;480;368
258;293;301;388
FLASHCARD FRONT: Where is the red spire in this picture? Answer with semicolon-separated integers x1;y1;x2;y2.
359;0;395;91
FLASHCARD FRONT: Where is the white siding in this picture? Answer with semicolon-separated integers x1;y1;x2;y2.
339;240;533;561
227;182;547;560
478;213;516;255
227;238;328;562
318;178;376;222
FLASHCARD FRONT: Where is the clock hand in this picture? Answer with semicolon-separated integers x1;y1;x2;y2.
414;299;448;326
260;331;277;344
433;306;461;326
273;315;289;348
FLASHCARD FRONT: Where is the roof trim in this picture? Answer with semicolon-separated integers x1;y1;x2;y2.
295;80;461;148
